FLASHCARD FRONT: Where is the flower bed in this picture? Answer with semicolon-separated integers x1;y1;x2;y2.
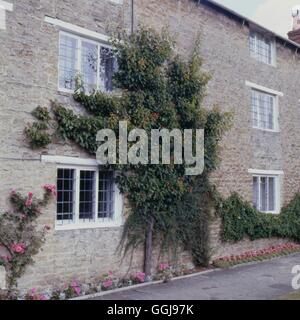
0;263;197;300
213;243;300;269
1;243;299;300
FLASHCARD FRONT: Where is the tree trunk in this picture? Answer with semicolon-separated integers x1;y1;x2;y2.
144;216;154;281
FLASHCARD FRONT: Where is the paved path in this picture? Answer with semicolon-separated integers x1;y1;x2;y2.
93;253;300;300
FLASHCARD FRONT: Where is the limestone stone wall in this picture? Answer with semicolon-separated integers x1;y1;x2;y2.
134;0;300;258
1;0;300;291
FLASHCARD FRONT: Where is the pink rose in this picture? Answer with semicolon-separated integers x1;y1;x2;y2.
11;243;26;254
159;263;169;271
42;184;57;197
25;199;33;207
103;280;113;288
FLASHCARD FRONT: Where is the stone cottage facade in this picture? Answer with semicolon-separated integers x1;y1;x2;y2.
1;0;300;290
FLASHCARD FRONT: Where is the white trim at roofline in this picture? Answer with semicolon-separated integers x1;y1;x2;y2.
248;169;284;176
41;155;101;166
0;1;13;11
245;81;284;97
44;16;110;43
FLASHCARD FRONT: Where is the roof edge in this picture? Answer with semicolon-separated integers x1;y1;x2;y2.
198;0;300;51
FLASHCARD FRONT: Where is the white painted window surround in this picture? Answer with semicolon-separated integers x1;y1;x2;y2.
246;81;282;133
245;81;284;97
41;155;124;231
0;1;13;30
248;169;283;214
109;0;123;4
44;16;110;43
58;31;116;93
44;17;117;94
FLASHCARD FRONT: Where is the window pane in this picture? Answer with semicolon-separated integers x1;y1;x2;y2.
81;41;98;93
100;46;117;92
59;34;78;90
98;171;115;219
267;96;274;130
258;92;267;129
253;177;259;210
251;89;275;130
260;177;267;212
79;171;95;221
251;90;259;127
268;177;275;211
56;169;75;222
249;32;273;65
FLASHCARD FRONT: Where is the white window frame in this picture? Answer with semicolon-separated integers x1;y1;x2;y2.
248;169;283;214
246;81;282;133
58;31;115;94
0;0;13;31
41;155;123;230
249;31;276;66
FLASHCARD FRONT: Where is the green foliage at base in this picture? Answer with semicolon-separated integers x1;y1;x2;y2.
219;193;300;242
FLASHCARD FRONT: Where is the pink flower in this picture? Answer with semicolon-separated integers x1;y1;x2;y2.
71;281;81;296
25;192;33;207
134;272;145;283
25;199;33;207
42;184;57;197
159;263;169;271
69;281;81;296
74;287;81;295
11;243;26;254
103;279;113;288
71;280;79;287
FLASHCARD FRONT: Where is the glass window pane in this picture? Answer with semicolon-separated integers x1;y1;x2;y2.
249;32;273;65
251;89;275;130
267;96;274;130
81;41;98;93
79;171;95;221
100;46;117;92
56;168;75;222
251;90;259;127
253;177;259;210
260;177;267;212
268;177;275;211
59;34;78;90
98;171;115;219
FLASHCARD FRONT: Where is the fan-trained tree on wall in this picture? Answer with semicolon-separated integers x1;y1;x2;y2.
26;27;231;279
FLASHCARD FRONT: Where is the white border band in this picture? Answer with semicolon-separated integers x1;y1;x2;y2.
41;155;101;166
44;16;110;43
248;169;284;175
245;81;284;97
0;0;13;11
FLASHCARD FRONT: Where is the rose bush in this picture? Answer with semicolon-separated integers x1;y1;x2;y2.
0;185;56;289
